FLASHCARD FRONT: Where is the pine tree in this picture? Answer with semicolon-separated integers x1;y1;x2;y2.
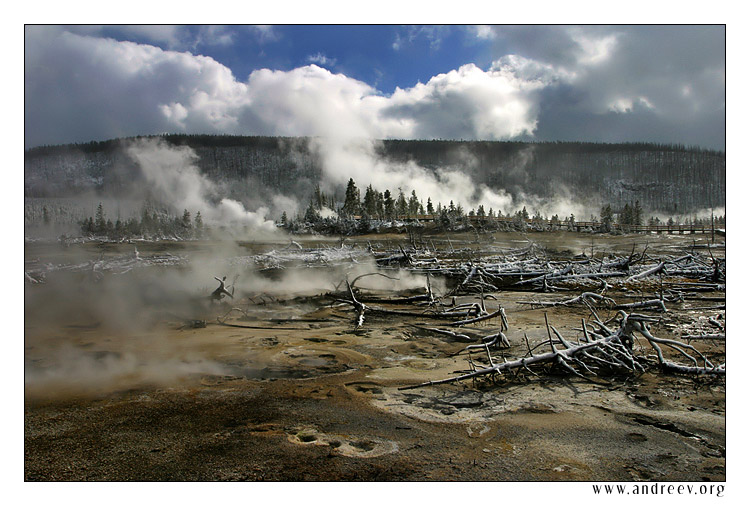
342;178;360;217
620;203;633;227
194;211;203;236
140;207;152;234
408;190;420;216
95;203;106;233
426;198;434;215
396;190;408;217
314;184;325;210
304;201;321;223
383;190;395;220
363;184;378;217
182;209;191;229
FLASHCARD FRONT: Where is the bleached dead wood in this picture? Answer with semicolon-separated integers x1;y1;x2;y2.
400;311;724;390
449;307;507;327
418;327;474;342
519;292;615;309
349;271;401;289
342;280;484;329
626;262;665;283
514;265;574;286
614;299;668;312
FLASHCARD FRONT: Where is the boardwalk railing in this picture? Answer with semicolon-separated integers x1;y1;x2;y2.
391;214;721;235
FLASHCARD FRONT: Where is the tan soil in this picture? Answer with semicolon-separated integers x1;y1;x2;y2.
24;232;725;481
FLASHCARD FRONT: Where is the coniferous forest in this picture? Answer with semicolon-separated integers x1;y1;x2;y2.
25;135;725;238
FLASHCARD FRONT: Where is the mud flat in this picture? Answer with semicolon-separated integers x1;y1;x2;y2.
24;232;725;481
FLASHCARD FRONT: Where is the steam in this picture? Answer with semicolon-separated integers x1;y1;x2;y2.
24;234;445;398
311;136;600;218
312;137;512;212
126;138;278;234
25;343;230;398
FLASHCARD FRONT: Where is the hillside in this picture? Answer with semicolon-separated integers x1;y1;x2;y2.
25;135;725;216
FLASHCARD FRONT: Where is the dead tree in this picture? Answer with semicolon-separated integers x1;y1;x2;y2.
400;311;724;391
210;275;235;302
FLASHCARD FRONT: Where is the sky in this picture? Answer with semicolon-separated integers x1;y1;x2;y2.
24;23;725;150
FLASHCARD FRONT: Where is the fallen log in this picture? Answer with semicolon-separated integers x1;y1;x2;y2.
626;262;666;283
518;292;615;309
399;311;724;390
614;299;668;312
449;307;508;328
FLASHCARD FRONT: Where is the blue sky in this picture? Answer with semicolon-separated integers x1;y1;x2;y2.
24;24;726;149
90;25;491;94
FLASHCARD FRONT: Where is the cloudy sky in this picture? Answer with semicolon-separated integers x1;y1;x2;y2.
24;23;725;150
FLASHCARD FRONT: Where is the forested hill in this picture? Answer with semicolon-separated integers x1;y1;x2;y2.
24;135;725;214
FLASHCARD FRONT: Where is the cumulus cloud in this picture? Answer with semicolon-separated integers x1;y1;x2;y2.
487;25;725;147
381;63;544;140
25;25;725;150
25;28;547;146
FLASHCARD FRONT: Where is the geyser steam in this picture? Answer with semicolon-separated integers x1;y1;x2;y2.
126;138;278;234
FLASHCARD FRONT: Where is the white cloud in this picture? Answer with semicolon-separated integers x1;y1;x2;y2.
472;25;497;40
25;25;725;151
568;29;619;66
490;54;570;85
193;25;236;48
251;25;280;43
27;29;547;146
608;96;655;114
306;52;337;67
392;26;449;51
382;63;544;140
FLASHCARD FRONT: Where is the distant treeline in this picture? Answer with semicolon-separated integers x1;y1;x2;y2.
25;134;725;214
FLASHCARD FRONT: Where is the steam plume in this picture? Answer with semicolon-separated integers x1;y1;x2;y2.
126;138;278;234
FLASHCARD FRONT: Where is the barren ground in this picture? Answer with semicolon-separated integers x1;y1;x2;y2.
24;231;725;481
